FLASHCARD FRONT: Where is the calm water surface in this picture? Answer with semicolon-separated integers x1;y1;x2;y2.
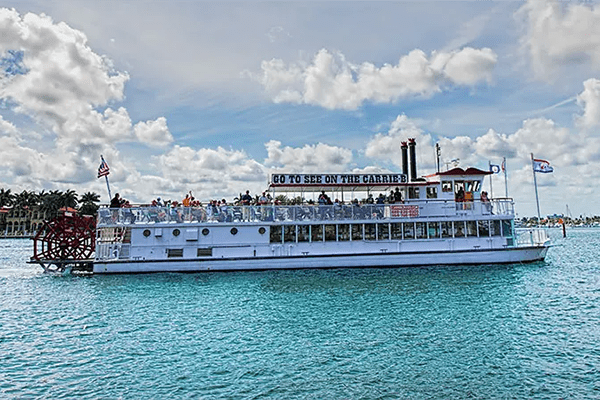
1;229;599;399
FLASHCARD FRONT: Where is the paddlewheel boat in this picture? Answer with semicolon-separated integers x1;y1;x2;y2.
89;140;549;273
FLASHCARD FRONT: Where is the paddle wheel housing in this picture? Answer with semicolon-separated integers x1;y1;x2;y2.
31;212;96;273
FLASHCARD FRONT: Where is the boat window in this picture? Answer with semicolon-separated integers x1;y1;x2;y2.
167;248;183;258
416;222;427;239
403;222;415;239
311;224;323;242
454;221;465;237
365;224;376;240
324;225;336;241
501;220;512;237
197;248;212;257
441;222;452;238
426;187;438;199
408;187;420;199
297;225;310;242
442;181;453;192
338;224;350;241
478;220;490;237
490;220;501;236
391;223;402;240
466;221;477;237
378;223;390;240
270;225;282;243
284;225;296;242
428;222;440;239
352;224;363;241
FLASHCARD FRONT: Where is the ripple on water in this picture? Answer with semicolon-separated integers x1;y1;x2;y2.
1;230;600;398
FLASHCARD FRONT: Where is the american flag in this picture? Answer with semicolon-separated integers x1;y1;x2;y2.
97;157;110;178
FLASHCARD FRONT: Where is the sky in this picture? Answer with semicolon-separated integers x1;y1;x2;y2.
0;0;599;217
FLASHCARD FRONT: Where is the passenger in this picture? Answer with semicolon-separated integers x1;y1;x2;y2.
258;192;268;205
241;190;253;206
376;194;385;204
110;193;124;208
393;187;403;203
182;192;191;207
481;191;492;213
366;194;374;204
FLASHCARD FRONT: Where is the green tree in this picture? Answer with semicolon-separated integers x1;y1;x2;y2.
0;188;14;207
61;189;79;209
38;190;63;220
79;191;100;216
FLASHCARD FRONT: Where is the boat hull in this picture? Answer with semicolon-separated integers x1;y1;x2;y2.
93;245;548;274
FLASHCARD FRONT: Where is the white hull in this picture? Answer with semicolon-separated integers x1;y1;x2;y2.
93;245;548;274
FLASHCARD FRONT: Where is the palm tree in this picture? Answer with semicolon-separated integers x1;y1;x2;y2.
79;191;100;216
61;189;79;209
39;190;63;220
0;188;14;208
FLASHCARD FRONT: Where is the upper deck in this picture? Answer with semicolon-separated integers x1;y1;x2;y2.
97;198;514;227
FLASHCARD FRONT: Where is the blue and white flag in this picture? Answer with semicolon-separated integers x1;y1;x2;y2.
533;158;554;173
490;164;501;174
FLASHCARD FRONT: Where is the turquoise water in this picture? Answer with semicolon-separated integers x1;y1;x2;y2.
1;230;599;399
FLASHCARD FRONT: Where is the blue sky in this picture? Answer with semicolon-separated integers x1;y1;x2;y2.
0;0;599;217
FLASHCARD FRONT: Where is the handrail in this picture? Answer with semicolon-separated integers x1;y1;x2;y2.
97;199;515;226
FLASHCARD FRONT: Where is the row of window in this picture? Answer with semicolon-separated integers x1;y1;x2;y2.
269;220;512;243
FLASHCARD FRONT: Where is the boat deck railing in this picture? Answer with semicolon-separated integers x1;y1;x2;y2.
97;199;514;226
516;228;551;247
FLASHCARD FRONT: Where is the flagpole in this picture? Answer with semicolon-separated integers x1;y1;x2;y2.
503;157;508;198
101;155;112;201
488;160;494;199
531;153;541;221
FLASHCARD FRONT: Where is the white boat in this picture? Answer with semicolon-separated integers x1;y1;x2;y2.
93;140;549;273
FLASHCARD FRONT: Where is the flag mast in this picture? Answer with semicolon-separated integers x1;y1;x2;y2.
488;161;494;198
98;155;112;201
502;157;508;198
531;153;541;221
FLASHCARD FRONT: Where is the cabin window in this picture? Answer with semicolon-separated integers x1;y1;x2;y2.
391;223;402;240
441;222;452;238
324;224;336;241
364;224;376;240
426;187;438;199
465;180;481;192
478;220;490;237
403;222;415;239
428;222;440;239
298;225;310;242
501;220;513;237
167;248;183;258
338;224;350;241
352;224;362;241
270;225;282;243
408;187;420;199
442;181;453;192
454;221;465;237
491;220;501;236
311;224;323;242
284;225;296;242
466;221;477;237
197;248;212;257
416;222;427;239
378;223;390;240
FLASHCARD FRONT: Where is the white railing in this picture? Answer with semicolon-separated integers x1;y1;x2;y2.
516;228;550;247
97;199;515;227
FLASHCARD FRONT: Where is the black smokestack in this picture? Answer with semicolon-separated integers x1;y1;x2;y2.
408;138;417;182
401;141;409;178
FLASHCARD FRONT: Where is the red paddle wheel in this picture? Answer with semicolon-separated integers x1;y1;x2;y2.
31;211;96;273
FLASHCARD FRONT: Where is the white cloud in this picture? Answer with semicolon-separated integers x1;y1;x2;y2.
576;78;600;130
264;139;353;173
256;47;497;110
517;0;600;80
134;117;173;148
0;8;174;193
